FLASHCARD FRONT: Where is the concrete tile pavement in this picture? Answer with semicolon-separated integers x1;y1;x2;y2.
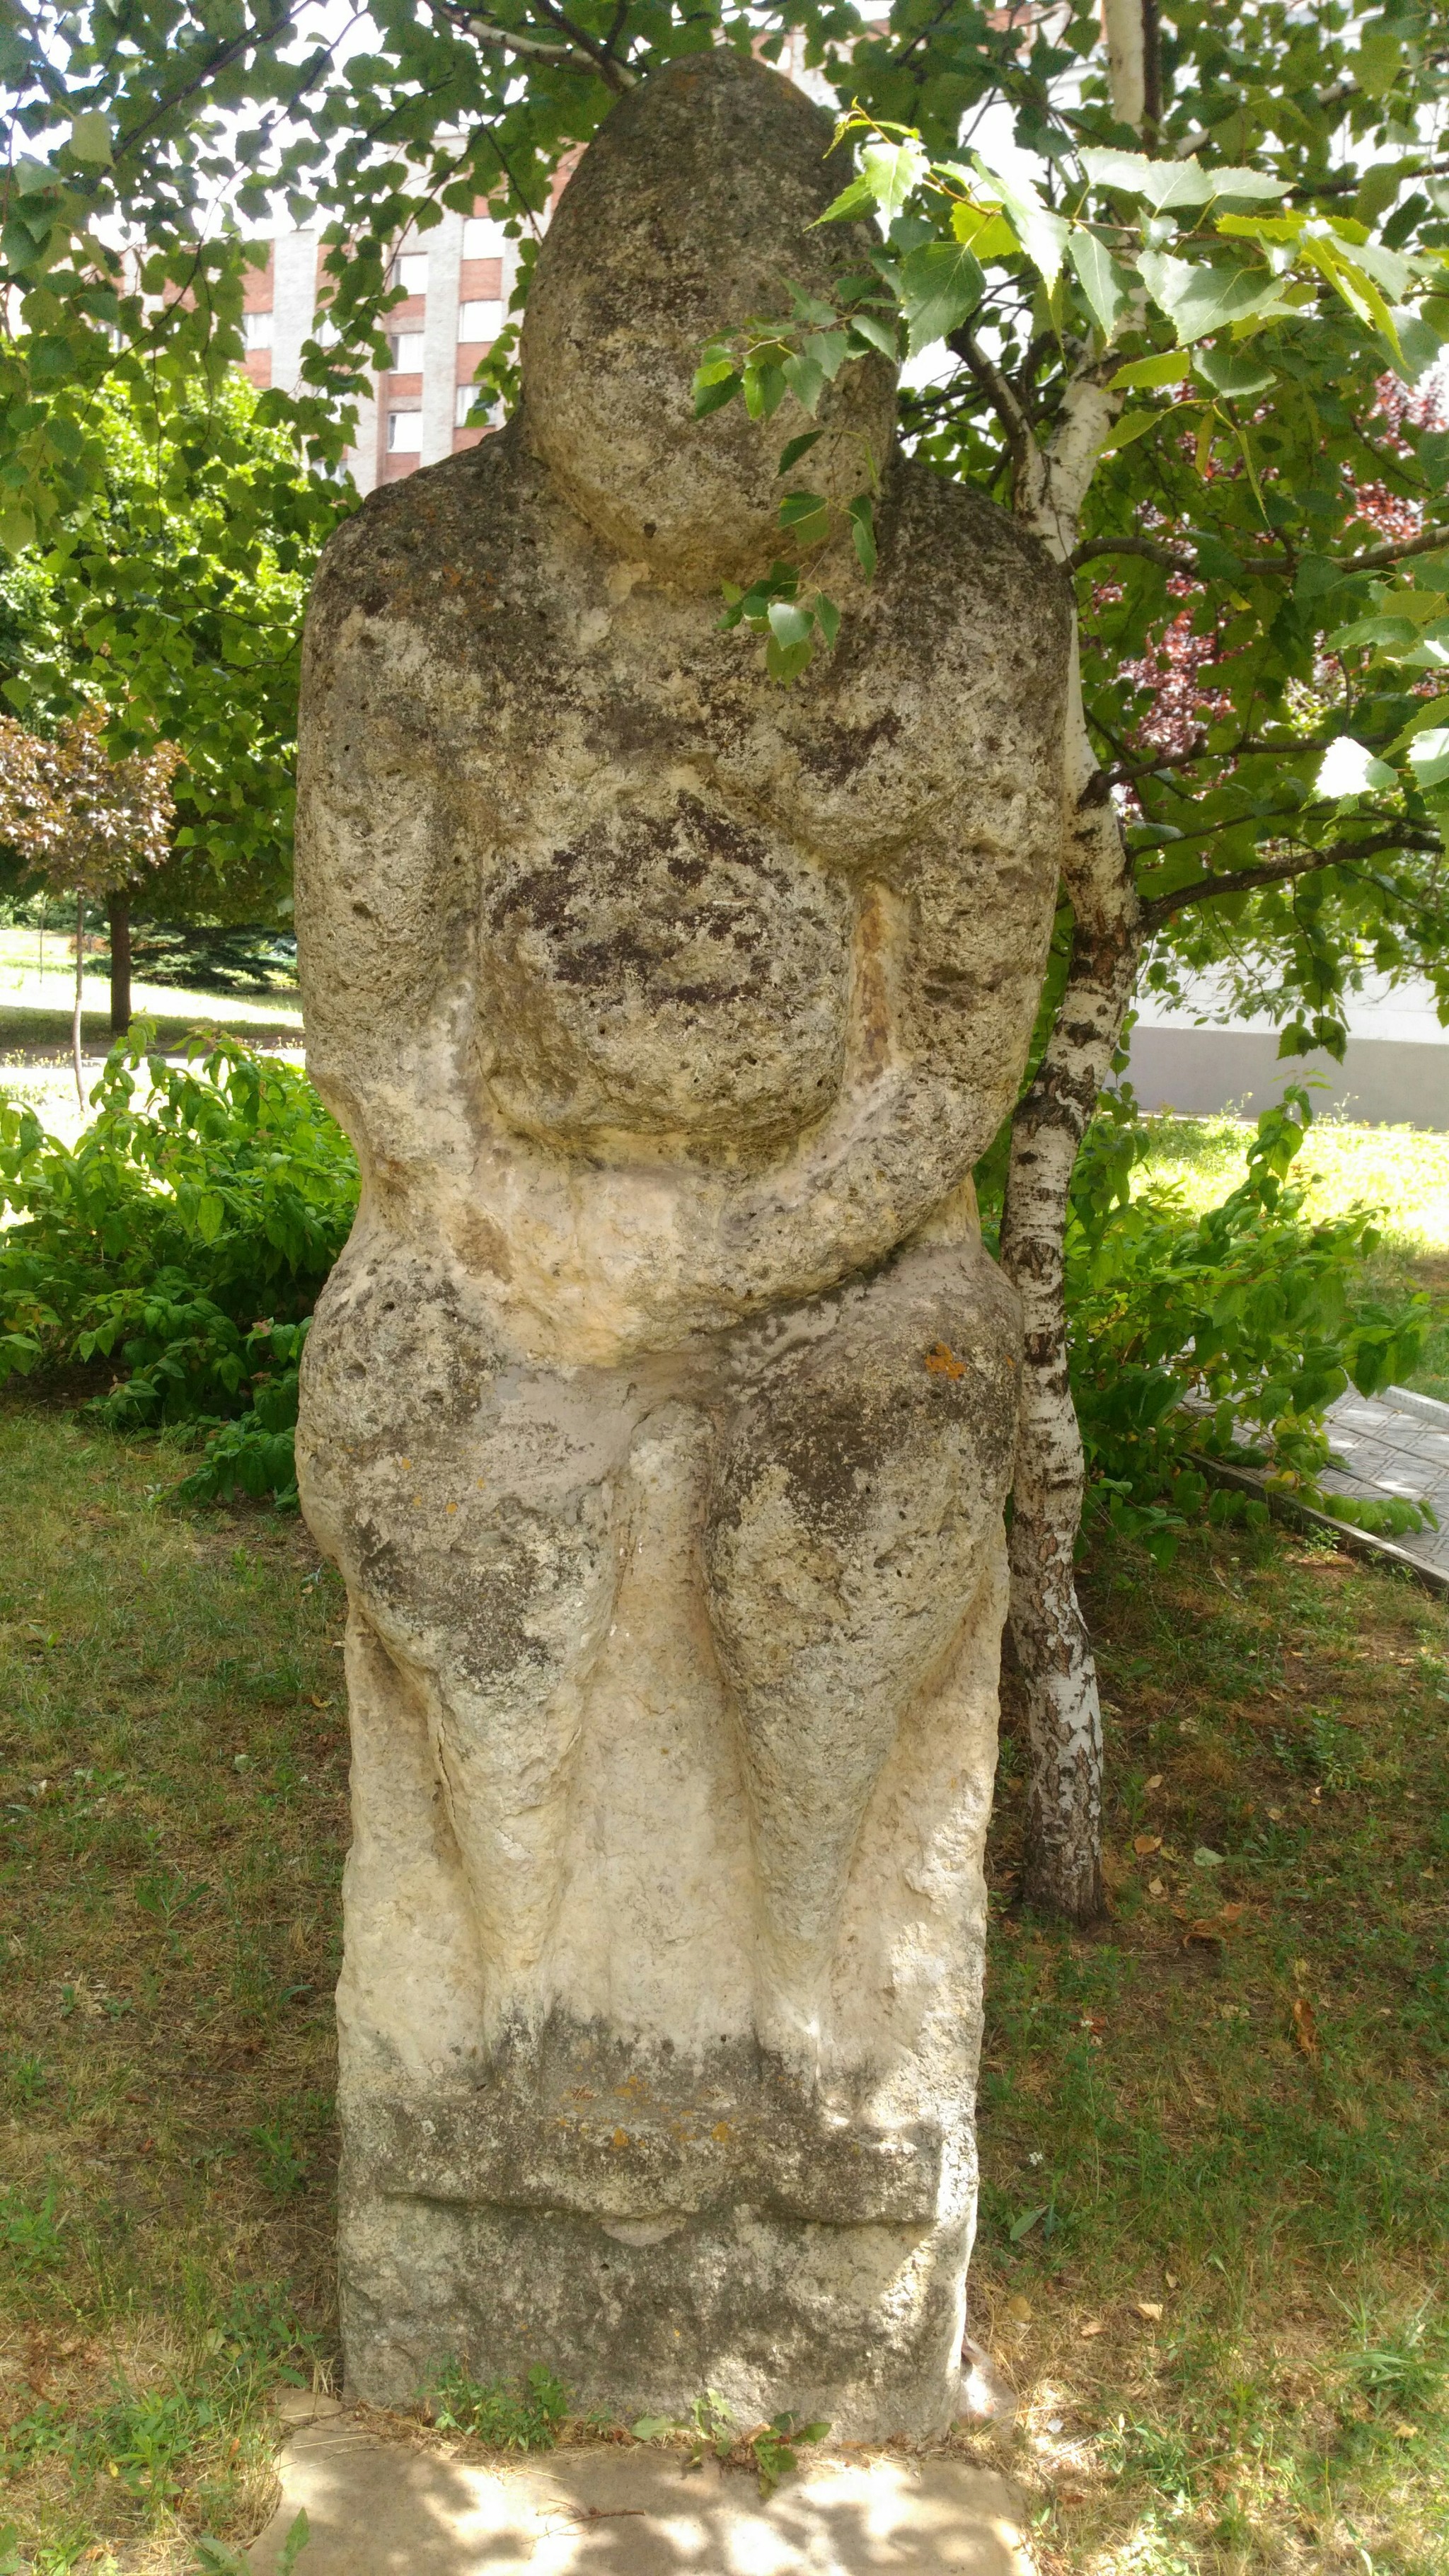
1319;1385;1449;1583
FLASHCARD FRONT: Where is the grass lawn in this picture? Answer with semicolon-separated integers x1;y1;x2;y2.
0;928;302;1106
0;1403;1445;2572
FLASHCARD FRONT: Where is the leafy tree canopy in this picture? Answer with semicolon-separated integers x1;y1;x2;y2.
4;0;1445;1013
0;371;347;923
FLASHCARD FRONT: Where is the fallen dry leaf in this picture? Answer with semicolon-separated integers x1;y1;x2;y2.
1148;1878;1165;1896
1079;2319;1105;2339
1145;1773;1164;1790
1291;1996;1320;2060
1134;2301;1164;2322
1004;2294;1032;2323
1133;1832;1162;1856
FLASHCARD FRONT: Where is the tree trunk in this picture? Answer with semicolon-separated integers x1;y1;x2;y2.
1101;0;1161;135
1000;652;1141;1922
71;889;86;1111
108;887;132;1036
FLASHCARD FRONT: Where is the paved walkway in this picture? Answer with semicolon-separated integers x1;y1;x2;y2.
246;2410;1032;2575
1320;1383;1449;1584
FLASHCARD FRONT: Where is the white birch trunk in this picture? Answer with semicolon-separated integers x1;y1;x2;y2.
71;889;86;1111
999;373;1141;1919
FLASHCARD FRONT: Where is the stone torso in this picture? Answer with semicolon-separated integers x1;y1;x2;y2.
299;420;1068;1211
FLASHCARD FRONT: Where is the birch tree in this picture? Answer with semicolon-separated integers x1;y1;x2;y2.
695;5;1449;1914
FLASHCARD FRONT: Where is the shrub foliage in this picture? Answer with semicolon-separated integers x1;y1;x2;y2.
0;1035;1428;1535
0;1029;357;1501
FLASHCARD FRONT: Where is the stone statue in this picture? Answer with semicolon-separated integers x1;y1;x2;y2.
296;47;1069;2439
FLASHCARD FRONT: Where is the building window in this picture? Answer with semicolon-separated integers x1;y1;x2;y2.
456;384;497;427
243;309;274;350
387;410;424;453
458;300;503;343
388;332;426;373
462;216;509;259
392;252;429;296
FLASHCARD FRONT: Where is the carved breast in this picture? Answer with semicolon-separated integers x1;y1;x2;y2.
474;786;853;1153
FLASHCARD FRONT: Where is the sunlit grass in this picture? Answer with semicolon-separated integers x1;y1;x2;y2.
1138;1114;1449;1259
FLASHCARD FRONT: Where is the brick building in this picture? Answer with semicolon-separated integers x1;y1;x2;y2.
239;207;525;495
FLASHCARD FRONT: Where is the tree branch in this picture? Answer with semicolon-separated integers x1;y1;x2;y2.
1073;533;1195;574
1140;827;1441;930
1073;519;1449;581
956;330;1033;489
445;4;635;86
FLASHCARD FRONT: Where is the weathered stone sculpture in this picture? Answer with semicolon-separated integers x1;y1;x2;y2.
296;47;1070;2439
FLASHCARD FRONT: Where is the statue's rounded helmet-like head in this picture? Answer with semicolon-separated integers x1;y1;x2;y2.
520;50;897;591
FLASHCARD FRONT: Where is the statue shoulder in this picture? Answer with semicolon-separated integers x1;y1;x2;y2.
874;457;1072;666
303;424;546;676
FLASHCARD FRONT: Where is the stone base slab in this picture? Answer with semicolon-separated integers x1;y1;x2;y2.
248;2419;1033;2574
340;2185;969;2439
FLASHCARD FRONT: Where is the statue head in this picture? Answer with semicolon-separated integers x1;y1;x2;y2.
520;50;897;592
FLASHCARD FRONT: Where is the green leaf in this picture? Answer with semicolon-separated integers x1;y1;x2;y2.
815;173;877;226
898;238;985;356
1191;345;1276;398
847;493;877;577
781;352;826;415
973;155;1069;287
69;112;112;163
848;312;899;363
632;2415;674;2439
1208;166;1294;205
1109;350;1192;390
767;599;813;651
277;2509;312;2574
1387;693;1449;751
1067;231;1132;338
812;591;841;649
1082;147;1213;209
1139;252;1283;343
1010;2202;1049;2241
766;631;814;683
778;489;831;548
778;429;823;474
861;138;930;220
1339;231;1416;304
1315;737;1395;797
1082;149;1288;209
1352;28;1403;97
742;362;787;421
1194;533;1245;581
1099;409;1160;454
1407;725;1449;789
196;1192;225;1244
693;368;741;420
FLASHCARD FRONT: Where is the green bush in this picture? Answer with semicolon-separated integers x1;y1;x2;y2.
1064;1082;1431;1560
0;1026;357;1501
0;1034;1429;1544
